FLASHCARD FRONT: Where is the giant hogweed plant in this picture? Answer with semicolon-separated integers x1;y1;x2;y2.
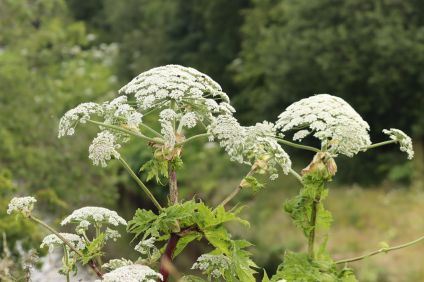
7;65;423;282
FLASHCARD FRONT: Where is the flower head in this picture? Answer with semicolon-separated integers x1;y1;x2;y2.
61;206;127;228
276;94;371;157
102;95;143;130
97;264;163;282
208;116;291;178
102;258;133;271
88;131;121;167
58;102;102;138
40;233;85;253
134;237;157;255
191;254;230;279
383;128;414;159
119;65;234;121
7;196;37;217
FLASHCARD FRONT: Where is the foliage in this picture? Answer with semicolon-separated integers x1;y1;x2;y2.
0;0;119;206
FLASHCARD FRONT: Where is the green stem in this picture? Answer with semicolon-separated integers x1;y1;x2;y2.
274;137;321;153
95;225;103;272
217;167;256;208
29;215;103;278
140;123;162;138
178;133;210;145
364;140;397;150
289;168;303;184
119;157;163;210
63;246;70;282
87;120;163;144
335;235;424;264
308;194;320;259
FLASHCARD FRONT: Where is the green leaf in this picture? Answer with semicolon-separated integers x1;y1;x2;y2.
242;175;264;192
80;233;105;265
140;158;169;184
173;232;202;258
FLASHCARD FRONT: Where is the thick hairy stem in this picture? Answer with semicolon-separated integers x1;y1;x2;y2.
119;157;163;210
159;233;180;282
29;215;103;278
335;235;424;264
168;165;178;205
308;194;321;258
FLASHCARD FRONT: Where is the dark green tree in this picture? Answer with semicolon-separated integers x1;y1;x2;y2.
235;0;424;184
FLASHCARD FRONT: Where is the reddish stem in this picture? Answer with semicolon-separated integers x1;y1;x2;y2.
159;233;180;281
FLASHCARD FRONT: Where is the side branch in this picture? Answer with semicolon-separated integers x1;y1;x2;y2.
29;215;103;278
363;140;397;150
335;235;424;264
274;137;321;153
119;157;163;210
87;119;163;144
217;167;256;208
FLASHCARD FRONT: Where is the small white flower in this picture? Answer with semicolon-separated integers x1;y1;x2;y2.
102;96;143;130
61;206;127;228
40;233;85;253
383;128;414;159
159;109;178;148
180;112;197;129
134;237;157;255
88;131;121;167
102;258;133;271
105;228;121;241
208;116;291;177
7;197;37;216
276;94;371;157
58;102;102;138
191;254;230;279
97;264;163;282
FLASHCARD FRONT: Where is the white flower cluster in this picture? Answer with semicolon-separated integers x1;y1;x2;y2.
58;102;102;138
159;109;178;148
276;94;371;157
102;96;143;130
105;227;121;241
7;196;37;216
40;233;85;253
134;237;157;255
102;258;133;271
96;264;163;282
208;116;291;178
191;254;230;279
119;64;234;118
383;128;414;159
61;207;127;229
88;131;122;167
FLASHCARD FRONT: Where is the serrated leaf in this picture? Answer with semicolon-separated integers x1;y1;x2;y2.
173;232;202;258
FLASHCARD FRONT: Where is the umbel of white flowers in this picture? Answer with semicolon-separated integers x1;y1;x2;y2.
95;264;163;282
276;94;371;157
7;196;37;217
208;116;291;179
61;206;127;231
40;233;85;253
383;128;414;159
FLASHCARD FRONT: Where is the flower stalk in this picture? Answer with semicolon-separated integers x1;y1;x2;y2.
29;215;103;278
119;157;163;210
335;235;424;264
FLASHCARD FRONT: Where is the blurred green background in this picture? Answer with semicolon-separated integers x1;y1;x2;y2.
0;0;423;281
